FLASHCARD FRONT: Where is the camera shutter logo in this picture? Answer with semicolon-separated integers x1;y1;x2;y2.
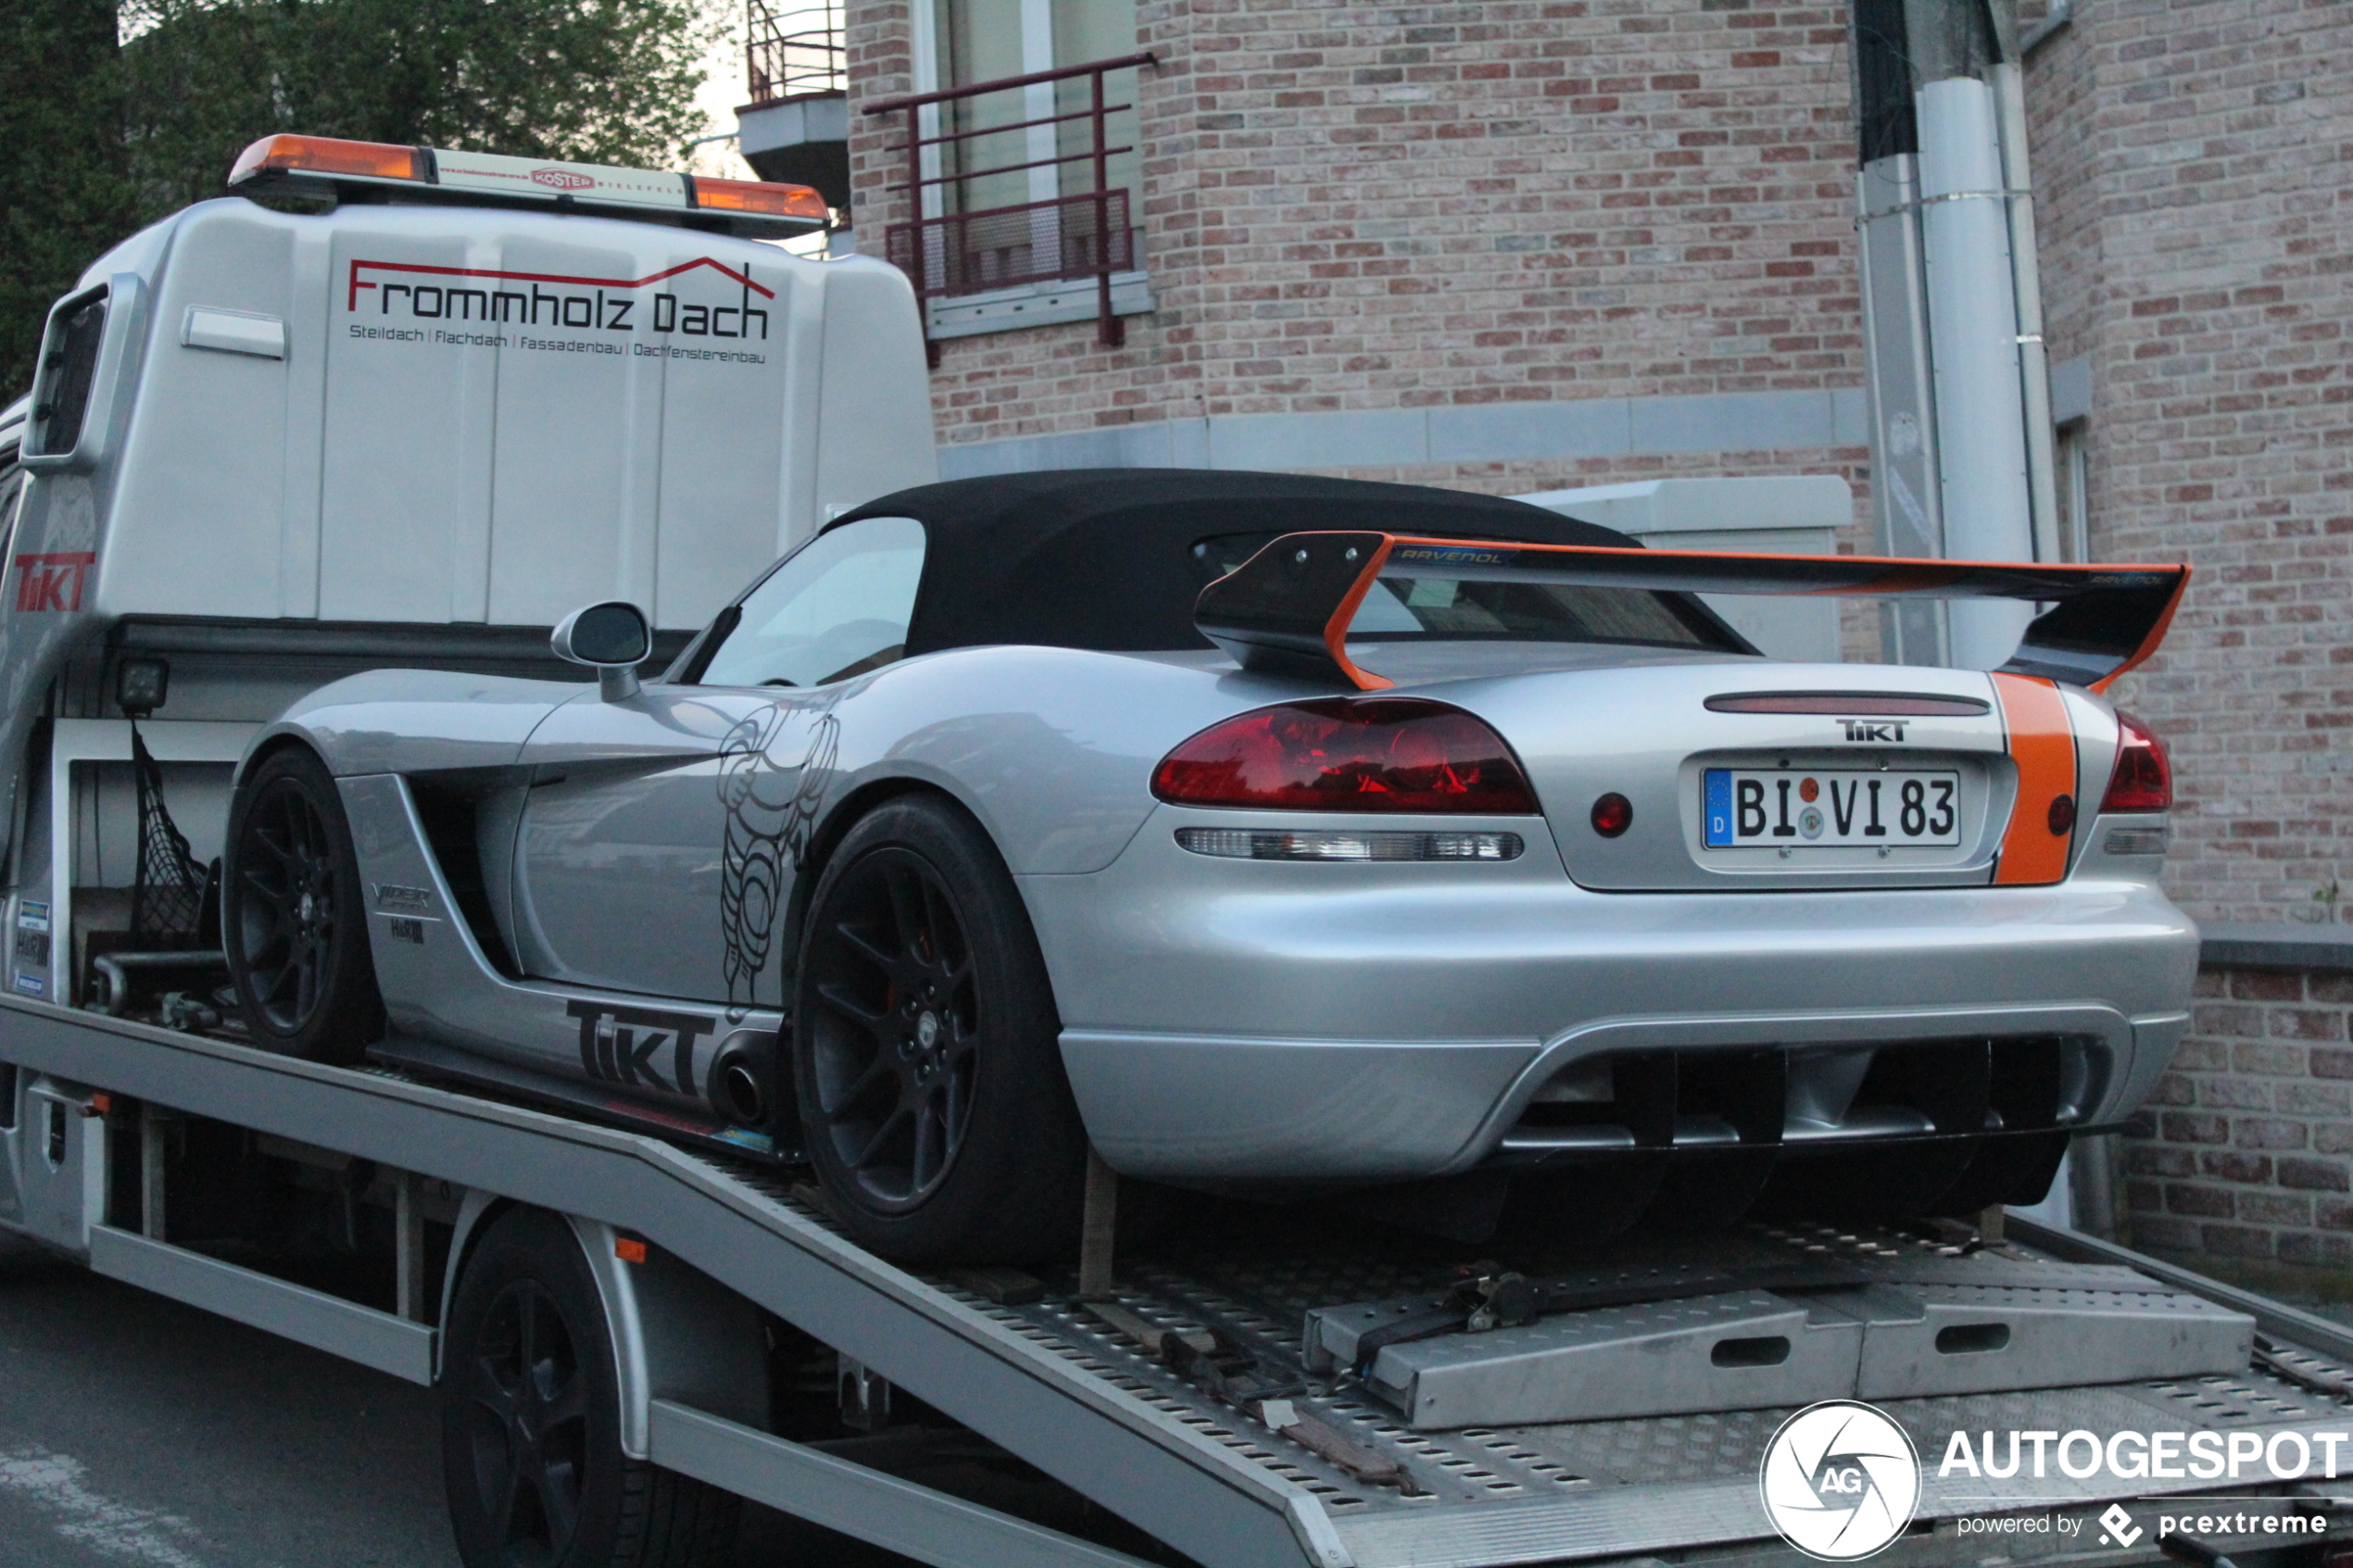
1759;1400;1921;1560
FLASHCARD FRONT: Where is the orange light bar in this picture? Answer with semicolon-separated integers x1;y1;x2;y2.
229;133;430;187
693;176;829;223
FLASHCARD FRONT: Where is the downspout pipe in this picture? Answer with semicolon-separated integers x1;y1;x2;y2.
1991;60;2064;565
1917;75;2034;668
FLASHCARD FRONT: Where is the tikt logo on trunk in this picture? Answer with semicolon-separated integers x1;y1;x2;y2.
346;256;774;340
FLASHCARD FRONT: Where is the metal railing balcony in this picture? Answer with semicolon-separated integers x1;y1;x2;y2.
747;0;844;104
864;51;1155;363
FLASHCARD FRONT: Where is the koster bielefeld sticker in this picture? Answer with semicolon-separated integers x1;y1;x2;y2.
1758;1400;1921;1560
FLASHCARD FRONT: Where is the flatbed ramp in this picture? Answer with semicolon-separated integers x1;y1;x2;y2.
8;994;2353;1568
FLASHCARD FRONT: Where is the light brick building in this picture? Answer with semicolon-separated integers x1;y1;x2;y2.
845;0;1876;522
2021;0;2353;1282
826;0;2353;1278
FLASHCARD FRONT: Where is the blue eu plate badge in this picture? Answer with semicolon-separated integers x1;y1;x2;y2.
1704;770;1734;847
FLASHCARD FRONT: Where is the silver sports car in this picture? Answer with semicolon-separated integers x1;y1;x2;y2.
224;470;2196;1261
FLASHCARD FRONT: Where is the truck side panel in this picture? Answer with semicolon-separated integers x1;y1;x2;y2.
99;207;291;621
76;200;936;634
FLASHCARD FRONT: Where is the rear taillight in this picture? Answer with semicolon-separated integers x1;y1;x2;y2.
1151;699;1539;813
2100;711;2171;813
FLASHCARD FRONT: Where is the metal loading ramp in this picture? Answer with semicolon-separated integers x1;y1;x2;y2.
1299;1232;2256;1428
913;1220;2353;1568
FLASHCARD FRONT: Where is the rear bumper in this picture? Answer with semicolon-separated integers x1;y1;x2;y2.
1059;1008;2185;1181
1027;809;2197;1180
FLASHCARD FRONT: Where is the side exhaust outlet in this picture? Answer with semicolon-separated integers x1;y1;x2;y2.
709;1028;778;1127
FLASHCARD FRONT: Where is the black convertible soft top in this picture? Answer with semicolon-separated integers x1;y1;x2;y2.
828;469;1638;656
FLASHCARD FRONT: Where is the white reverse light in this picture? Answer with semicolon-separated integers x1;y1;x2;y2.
1175;828;1524;862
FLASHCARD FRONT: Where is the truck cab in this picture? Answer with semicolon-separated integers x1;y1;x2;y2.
0;135;936;1022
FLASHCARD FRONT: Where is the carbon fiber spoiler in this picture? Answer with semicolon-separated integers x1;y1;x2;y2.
1192;533;2190;693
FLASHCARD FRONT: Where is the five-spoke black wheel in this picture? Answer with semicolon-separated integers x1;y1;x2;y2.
459;1278;591;1562
441;1209;737;1568
222;746;383;1063
800;845;979;1211
795;795;1087;1262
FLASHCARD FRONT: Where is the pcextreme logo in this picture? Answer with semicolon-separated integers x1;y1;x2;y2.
1759;1401;1922;1561
345;256;775;342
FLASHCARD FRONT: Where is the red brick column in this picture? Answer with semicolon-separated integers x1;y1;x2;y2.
846;0;918;242
2124;964;2353;1273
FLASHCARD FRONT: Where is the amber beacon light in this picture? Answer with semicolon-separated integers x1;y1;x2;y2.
223;132;830;237
692;175;831;222
229;133;431;186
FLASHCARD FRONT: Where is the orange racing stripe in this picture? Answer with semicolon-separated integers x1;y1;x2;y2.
1992;672;2078;886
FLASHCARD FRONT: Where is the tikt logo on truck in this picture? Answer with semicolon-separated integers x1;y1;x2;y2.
12;552;96;613
346;256;774;340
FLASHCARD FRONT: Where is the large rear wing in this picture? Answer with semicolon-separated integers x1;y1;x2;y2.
1194;533;2190;693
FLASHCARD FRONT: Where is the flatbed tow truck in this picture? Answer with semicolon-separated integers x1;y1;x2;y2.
13;991;2353;1568
6;135;2353;1568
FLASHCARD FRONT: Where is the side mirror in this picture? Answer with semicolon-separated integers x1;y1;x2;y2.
552;601;651;702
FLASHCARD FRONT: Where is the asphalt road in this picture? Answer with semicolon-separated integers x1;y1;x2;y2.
0;1234;910;1568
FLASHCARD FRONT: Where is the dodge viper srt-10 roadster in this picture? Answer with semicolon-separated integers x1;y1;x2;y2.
223;470;2196;1261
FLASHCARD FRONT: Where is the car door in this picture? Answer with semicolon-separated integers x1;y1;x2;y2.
510;515;926;1009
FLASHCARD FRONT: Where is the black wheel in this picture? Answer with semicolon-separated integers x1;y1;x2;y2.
223;746;384;1063
442;1209;738;1568
793;794;1087;1263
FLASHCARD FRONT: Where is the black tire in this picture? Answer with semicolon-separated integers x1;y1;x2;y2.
793;794;1087;1263
442;1209;739;1568
222;746;384;1064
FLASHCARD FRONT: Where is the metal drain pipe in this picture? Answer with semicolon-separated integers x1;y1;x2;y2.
1850;0;2061;669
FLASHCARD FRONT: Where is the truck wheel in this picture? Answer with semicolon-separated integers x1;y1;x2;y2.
442;1209;738;1568
222;746;384;1064
793;795;1087;1263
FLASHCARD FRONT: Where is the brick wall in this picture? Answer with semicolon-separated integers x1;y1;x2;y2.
2123;963;2353;1277
846;0;1877;514
2026;0;2352;926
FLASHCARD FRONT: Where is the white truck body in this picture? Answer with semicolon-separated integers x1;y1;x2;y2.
0;191;933;1001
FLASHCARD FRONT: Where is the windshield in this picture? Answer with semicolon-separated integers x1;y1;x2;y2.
698;516;927;687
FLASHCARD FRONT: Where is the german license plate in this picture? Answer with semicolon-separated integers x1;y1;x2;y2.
1702;769;1961;848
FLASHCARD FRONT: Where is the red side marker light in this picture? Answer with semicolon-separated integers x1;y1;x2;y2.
1591;794;1633;838
2046;794;2076;836
614;1236;648;1264
2100;712;2171;813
